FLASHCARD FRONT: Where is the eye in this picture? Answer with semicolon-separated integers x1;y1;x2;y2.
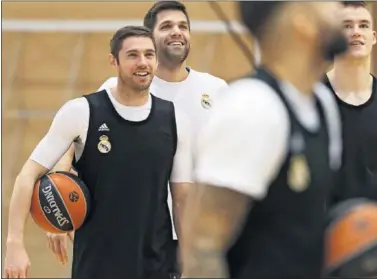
360;24;370;29
161;24;171;30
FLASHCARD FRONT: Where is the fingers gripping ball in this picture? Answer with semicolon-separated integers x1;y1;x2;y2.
30;171;91;233
325;198;377;277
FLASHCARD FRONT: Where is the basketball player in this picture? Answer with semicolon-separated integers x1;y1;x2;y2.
4;26;193;279
324;1;377;205
47;0;227;268
180;2;349;279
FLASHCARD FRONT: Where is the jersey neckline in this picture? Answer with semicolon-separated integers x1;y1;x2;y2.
324;74;376;110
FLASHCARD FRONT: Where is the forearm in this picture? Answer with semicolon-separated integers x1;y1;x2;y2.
182;243;228;278
181;203;230;278
181;184;251;278
171;182;191;240
7;174;37;243
173;202;185;240
68;230;75;241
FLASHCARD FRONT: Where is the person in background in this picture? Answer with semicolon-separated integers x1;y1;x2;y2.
324;1;377;206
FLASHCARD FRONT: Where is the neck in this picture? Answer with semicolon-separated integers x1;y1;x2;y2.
262;49;326;95
329;57;372;93
111;82;149;106
156;61;189;82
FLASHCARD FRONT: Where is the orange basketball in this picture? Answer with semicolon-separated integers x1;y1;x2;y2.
325;198;377;277
30;171;91;234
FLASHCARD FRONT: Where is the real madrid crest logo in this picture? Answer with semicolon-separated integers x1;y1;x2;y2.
97;135;111;154
287;154;310;192
201;93;212;109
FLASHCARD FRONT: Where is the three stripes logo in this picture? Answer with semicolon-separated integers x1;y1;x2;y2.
98;123;109;132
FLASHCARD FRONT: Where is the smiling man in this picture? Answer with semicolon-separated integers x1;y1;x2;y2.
47;1;227;274
4;26;193;279
325;1;377;205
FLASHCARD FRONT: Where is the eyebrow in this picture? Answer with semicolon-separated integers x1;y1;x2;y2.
125;49;156;54
159;20;188;26
343;19;371;24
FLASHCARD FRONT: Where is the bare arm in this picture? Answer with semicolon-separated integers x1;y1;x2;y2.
6;98;87;244
7;160;49;244
169;108;194;238
181;184;251;278
170;182;192;240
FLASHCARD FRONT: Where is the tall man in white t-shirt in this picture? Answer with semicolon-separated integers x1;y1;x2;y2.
47;0;227;267
4;26;193;279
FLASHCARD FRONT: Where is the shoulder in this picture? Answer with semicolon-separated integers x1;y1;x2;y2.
314;82;342;170
314;82;338;108
52;97;90;127
152;93;173;104
98;77;118;91
188;69;228;88
214;78;289;123
58;97;89;115
198;77;291;152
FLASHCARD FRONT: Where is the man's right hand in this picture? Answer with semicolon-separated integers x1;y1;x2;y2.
4;241;31;279
46;232;74;264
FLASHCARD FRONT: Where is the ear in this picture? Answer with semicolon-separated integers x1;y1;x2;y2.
291;7;317;41
372;30;377;46
109;53;118;67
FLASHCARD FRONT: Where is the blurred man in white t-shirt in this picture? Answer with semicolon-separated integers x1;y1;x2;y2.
47;0;227;270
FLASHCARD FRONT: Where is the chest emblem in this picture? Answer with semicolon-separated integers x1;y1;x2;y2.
287;154;311;192
201;93;212;109
97;135;111;154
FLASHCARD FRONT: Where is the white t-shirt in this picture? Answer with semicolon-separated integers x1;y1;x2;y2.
98;68;228;137
98;67;228;239
30;89;193;191
194;78;342;200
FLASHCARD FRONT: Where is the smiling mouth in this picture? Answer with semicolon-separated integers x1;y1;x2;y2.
133;72;149;77
350;41;364;46
168;42;184;46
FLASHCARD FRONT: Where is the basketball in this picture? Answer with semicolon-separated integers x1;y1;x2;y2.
30;171;91;234
325;198;377;277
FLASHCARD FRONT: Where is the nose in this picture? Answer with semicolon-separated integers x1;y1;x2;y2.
170;24;182;37
351;26;362;37
137;55;148;67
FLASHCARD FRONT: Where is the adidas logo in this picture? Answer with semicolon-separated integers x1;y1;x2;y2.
98;123;109;132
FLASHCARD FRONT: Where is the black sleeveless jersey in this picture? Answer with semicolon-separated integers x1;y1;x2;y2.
324;75;377;204
227;68;341;279
71;90;178;279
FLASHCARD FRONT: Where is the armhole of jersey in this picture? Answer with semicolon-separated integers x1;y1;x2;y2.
74;95;92;170
171;103;178;156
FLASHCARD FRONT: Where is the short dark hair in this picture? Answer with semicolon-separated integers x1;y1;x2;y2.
342;1;367;8
238;2;285;41
143;1;190;31
110;25;155;61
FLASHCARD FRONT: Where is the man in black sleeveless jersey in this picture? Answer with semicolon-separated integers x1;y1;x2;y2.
324;1;377;205
180;2;348;279
4;26;193;279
